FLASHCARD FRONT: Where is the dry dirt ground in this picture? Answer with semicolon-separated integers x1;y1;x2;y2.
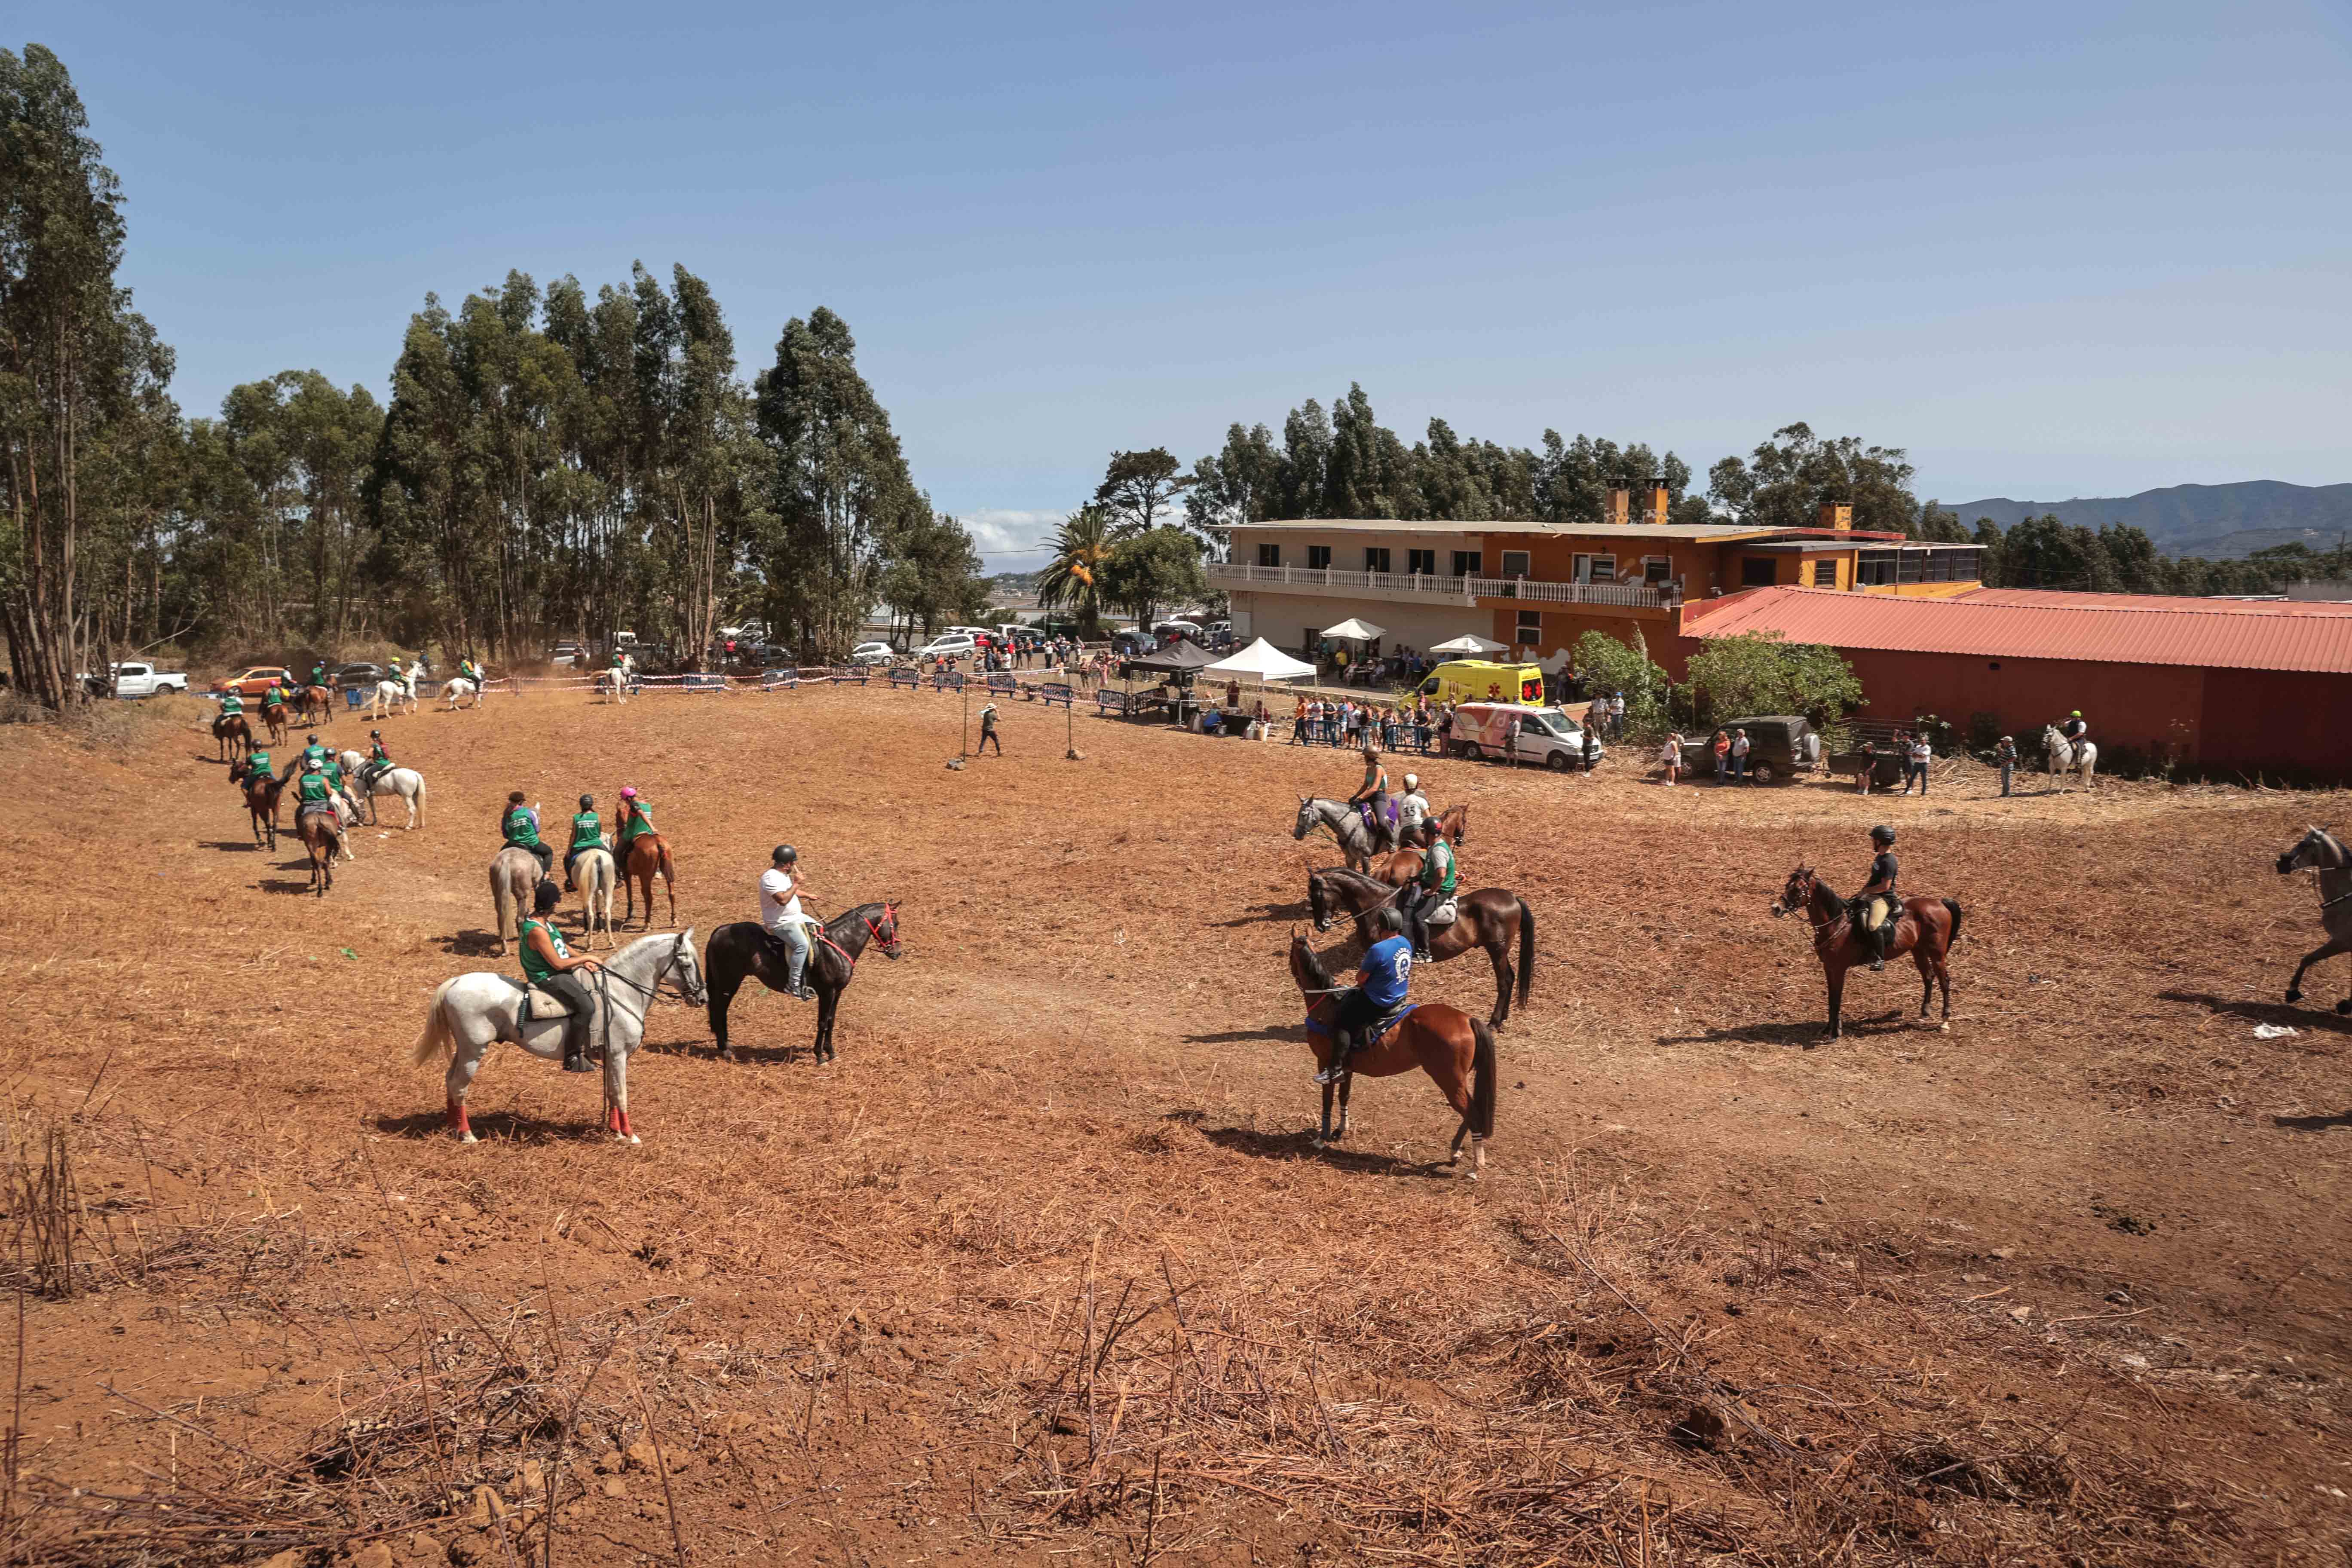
6;686;2352;1566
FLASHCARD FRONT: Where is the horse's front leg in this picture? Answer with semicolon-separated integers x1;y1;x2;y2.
1824;962;1846;1039
1315;1076;1334;1145
2285;938;2350;1004
815;987;839;1063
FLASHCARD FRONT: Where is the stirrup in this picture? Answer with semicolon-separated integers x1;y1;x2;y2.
562;1052;595;1074
1314;1059;1348;1085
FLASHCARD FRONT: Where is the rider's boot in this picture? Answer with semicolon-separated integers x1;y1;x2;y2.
1314;1031;1352;1085
561;1010;594;1074
785;939;813;1001
1868;922;1888;972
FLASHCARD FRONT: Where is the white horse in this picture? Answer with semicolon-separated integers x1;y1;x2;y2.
1292;795;1390;872
442;676;484;710
593;655;635;704
410;929;705;1145
368;680;419;720
338;750;428;829
573;845;617;950
2042;725;2097;790
2278;827;2352;1016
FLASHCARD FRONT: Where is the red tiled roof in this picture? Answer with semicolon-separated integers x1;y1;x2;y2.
1679;587;2352;675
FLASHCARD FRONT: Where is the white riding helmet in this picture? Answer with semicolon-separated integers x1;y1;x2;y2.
1403;773;1419;789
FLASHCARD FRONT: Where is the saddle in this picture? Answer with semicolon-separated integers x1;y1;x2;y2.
512;980;584;1023
1424;898;1459;928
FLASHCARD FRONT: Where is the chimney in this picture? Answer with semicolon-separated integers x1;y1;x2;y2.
1819;501;1853;531
1605;487;1629;526
1647;476;1670;526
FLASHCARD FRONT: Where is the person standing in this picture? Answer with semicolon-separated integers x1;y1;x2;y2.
1994;734;2018;797
1729;727;1752;785
1505;711;1522;767
759;845;815;999
1660;732;1683;785
977;702;1002;755
1583;720;1602;772
1609;692;1626;739
1902;729;1932;796
1710;728;1730;784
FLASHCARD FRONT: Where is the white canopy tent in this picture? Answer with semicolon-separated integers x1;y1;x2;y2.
1319;617;1387;640
1428;633;1508;655
1204;637;1318;682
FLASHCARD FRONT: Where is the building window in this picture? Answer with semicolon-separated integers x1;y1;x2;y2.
1501;550;1531;578
1452;550;1482;577
1307;545;1331;570
1256;542;1281;568
1856;551;1897;585
1516;609;1543;641
1642;556;1672;584
1364;547;1390;573
1408;549;1435;575
1574;553;1616;584
1741;557;1777;587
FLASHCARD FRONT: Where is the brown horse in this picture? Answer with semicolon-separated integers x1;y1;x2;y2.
294;685;334;724
1771;867;1963;1039
1287;934;1496;1176
295;804;342;895
1306;866;1533;1027
622;833;678;929
260;701;289;744
212;712;252;762
231;760;282;849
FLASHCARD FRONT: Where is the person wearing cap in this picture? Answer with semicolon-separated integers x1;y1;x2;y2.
1994;734;2018;797
564;794;606;891
758;845;815;999
977;701;1001;755
1395;772;1430;848
518;880;603;1073
613;787;655;870
1853;825;1901;971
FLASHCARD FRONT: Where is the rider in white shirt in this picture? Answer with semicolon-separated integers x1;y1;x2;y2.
1395;774;1431;847
758;845;815;999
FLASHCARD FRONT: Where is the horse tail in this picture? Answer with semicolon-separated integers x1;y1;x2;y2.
1942;897;1964;946
1515;897;1534;1006
412;977;461;1067
658;839;677;887
492;861;518;945
1468;1017;1498;1140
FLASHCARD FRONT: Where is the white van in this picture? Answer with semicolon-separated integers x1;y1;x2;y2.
1450;702;1600;771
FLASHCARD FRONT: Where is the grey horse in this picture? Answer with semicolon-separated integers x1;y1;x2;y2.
2278;827;2352;1015
1293;795;1386;872
489;845;545;956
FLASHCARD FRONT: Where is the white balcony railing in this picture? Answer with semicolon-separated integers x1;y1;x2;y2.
1209;560;1678;609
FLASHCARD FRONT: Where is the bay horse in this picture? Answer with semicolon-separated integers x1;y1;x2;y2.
1401;803;1468;850
2276;827;2352;1014
230;759;282;850
622;834;678;930
1306;866;1533;1027
704;902;903;1063
293;685;334;725
412;929;705;1144
488;845;544;956
212;712;252;762
1287;934;1495;1176
1771;867;1963;1039
260;701;289;744
295;803;343;895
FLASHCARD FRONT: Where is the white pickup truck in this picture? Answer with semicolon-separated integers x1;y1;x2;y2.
80;661;190;698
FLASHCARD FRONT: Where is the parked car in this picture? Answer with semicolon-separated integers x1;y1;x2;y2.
211;666;294;699
1676;715;1822;784
334;662;386;686
1449;702;1601;771
1152;619;1205;643
80;660;190;698
849;641;898;665
915;633;977;659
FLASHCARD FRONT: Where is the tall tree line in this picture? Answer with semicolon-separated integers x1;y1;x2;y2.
0;46;983;707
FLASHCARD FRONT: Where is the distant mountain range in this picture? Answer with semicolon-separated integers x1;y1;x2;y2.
1946;481;2352;559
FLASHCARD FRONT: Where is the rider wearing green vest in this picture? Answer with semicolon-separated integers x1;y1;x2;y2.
518;881;602;1074
614;787;654;868
294;760;333;813
501;790;553;878
309;661;328;689
243;748;272;785
220;689;243;717
1400;831;1458;962
261;681;284;711
563;794;605;891
356;730;391;792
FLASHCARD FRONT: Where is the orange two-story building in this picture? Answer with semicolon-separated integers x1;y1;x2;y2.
1215;494;1983;675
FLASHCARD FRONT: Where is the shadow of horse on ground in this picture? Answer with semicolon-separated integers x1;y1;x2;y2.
199;840;260;852
371;1109;582;1144
1198;1122;1459;1179
1656;1012;1909;1050
1208;899;1310;928
1185;1024;1311;1045
2159;990;2352;1038
259;876;322;896
436;930;506;959
2272;1111;2352;1133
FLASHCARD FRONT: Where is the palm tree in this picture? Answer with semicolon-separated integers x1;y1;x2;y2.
1037;504;1113;637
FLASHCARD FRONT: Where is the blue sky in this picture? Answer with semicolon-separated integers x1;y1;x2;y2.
36;0;2352;564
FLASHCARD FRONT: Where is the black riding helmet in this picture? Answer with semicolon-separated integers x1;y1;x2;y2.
1871;825;1896;846
579;793;595;810
773;845;797;865
533;880;561;913
369;729;381;739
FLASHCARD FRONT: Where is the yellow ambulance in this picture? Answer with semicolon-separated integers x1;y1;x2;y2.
1414;660;1545;707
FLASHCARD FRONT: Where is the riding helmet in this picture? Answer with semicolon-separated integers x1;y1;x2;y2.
579;793;594;809
1870;824;1896;846
774;845;797;865
369;729;381;739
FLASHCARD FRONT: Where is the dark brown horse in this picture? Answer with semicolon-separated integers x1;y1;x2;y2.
1287;934;1496;1177
230;759;282;849
1306;866;1533;1027
622;833;678;929
295;804;342;895
212;712;252;762
704;902;902;1063
1771;867;1963;1039
260;701;289;744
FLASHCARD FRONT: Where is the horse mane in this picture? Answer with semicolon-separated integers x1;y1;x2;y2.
1805;869;1846;905
1293;936;1336;992
1311;866;1383;894
2313;828;2350;868
826;901;890;936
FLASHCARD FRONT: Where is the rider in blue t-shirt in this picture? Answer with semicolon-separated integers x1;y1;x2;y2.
1316;907;1413;1084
